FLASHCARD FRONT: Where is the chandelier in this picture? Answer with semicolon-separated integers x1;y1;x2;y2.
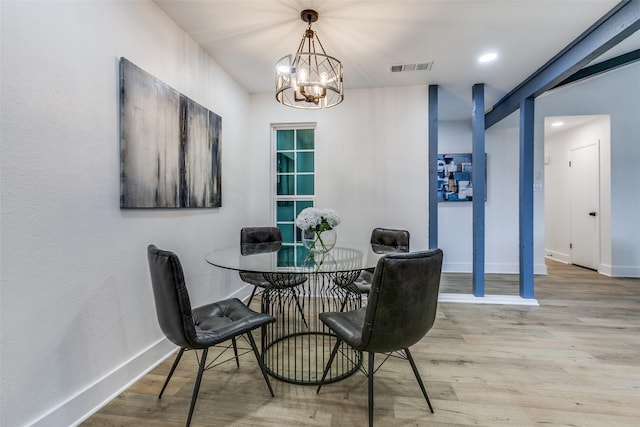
275;10;343;109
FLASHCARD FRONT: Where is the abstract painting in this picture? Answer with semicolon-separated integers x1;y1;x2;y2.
437;153;476;202
119;57;221;208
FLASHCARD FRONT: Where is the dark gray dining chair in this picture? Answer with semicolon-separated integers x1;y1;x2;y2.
317;248;443;427
239;227;308;326
335;227;410;294
369;227;410;251
239;226;307;306
147;244;275;427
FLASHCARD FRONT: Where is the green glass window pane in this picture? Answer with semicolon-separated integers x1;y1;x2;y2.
295;245;307;259
277;129;294;150
295;200;313;217
277;175;294;195
278;224;295;244
277;201;295;222
277;245;296;266
277;152;295;173
296;129;314;150
296;152;314;173
297;175;314;195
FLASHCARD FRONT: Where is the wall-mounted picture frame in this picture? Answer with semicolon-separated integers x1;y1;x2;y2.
437;153;485;202
119;57;222;208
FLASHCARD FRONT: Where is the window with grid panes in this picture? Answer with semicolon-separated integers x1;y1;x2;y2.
274;127;315;263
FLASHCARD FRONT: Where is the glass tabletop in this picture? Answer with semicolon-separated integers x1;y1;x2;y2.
205;242;401;274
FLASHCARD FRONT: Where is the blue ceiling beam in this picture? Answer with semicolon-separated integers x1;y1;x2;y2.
485;0;640;129
554;48;640;88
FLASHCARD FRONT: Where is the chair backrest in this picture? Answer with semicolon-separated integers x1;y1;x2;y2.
241;227;282;244
370;228;410;252
361;249;443;353
240;227;282;255
147;245;197;349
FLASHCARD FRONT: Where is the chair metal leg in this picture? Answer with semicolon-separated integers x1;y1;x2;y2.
260;291;271;355
293;294;308;328
316;338;342;394
404;348;434;413
246;331;275;397
337;285;361;312
339;297;348;312
247;286;258;307
185;347;208;427
231;337;240;368
159;347;185;398
368;352;375;427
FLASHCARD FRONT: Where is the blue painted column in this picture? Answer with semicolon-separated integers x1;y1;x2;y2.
472;84;486;297
428;85;439;249
519;97;535;298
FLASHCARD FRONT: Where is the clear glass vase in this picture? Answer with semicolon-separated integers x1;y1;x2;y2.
302;228;337;253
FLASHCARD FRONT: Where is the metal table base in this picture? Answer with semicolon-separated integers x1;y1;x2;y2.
261;271;362;385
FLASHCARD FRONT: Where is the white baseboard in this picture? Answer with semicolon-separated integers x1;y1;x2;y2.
29;338;176;427
599;263;613;276
544;250;570;264
599;263;640;278
36;286;255;427
439;293;539;306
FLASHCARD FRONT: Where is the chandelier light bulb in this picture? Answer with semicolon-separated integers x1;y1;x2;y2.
277;65;291;74
298;68;308;83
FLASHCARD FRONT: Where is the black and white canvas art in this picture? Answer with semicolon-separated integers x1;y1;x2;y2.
119;57;221;208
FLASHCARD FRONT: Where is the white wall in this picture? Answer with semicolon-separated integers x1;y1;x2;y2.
537;63;640;277
250;86;432;249
1;1;253;425
250;89;533;274
436;119;543;274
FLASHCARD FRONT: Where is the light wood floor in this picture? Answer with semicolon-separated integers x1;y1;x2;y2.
82;260;640;426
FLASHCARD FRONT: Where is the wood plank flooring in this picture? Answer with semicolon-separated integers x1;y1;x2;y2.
82;260;640;426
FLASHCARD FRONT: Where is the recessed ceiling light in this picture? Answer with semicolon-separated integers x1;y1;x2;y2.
478;52;498;63
552;121;564;127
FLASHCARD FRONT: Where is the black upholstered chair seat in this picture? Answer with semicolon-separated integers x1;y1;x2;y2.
318;307;366;348
191;299;274;348
353;280;372;294
238;271;307;289
238;271;270;287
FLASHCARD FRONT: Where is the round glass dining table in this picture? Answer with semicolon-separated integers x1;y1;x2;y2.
205;242;396;385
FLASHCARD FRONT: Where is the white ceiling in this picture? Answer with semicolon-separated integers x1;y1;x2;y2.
155;0;639;118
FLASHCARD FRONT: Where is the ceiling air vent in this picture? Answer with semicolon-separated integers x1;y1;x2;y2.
390;61;433;73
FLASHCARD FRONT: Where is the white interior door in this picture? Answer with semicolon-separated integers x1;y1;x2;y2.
569;142;600;270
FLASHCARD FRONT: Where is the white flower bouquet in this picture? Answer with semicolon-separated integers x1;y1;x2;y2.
295;207;341;252
295;207;341;232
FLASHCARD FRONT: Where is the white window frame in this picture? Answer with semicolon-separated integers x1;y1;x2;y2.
271;122;316;246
